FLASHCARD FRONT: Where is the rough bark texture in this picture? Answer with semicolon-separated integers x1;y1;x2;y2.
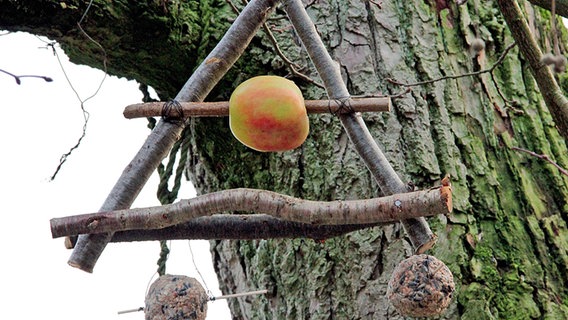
192;1;568;319
3;0;568;319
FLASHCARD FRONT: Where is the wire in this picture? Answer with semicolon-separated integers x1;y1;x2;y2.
188;241;213;299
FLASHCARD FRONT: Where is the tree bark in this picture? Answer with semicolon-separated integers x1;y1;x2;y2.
122;97;391;118
3;0;568;319
50;186;452;237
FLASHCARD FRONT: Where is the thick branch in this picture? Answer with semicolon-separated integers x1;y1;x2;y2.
68;0;280;273
123;97;391;119
497;0;568;141
528;0;568;18
282;0;435;253
110;215;382;241
51;186;452;238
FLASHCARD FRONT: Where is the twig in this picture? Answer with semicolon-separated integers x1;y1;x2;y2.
0;68;52;84
511;147;568;176
262;22;324;87
386;43;517;88
497;0;568;141
283;0;436;253
117;307;144;315
68;0;281;273
50;186;452;238
43;20;109;180
123;97;391;119
227;0;323;87
213;289;268;300
368;0;382;9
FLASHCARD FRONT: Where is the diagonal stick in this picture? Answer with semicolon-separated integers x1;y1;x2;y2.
68;0;281;273
283;0;435;252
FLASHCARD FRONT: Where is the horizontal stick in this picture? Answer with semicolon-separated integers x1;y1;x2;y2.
50;186;451;238
123;97;391;119
109;214;383;242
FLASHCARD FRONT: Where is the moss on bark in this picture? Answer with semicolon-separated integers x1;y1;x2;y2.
201;1;568;319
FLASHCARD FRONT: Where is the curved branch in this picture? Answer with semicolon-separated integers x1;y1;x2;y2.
50;186;452;238
385;43;517;88
282;0;435;253
123;97;391;119
497;0;568;141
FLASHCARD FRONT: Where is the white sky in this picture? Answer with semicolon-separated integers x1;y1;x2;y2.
0;31;230;319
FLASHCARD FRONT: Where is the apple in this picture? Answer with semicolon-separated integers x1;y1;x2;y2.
229;75;309;152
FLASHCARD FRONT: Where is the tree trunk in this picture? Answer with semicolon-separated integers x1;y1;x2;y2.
190;1;568;319
3;0;568;319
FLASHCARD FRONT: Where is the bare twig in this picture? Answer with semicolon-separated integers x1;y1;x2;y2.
227;0;323;87
0;68;52;84
117;307;144;315
51;186;452;238
386;43;517;88
123;97;391;119
497;0;568;141
511;147;568;176
283;0;436;253
68;0;281;273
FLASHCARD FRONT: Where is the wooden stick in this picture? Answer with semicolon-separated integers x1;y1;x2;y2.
283;0;435;253
117;307;144;315
109;215;382;242
213;289;268;300
123;97;391;119
50;186;452;238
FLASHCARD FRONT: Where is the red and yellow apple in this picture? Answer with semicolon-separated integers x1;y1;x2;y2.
229;75;309;152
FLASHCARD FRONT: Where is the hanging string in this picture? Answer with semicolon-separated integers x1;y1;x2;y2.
139;83;159;130
156;127;192;204
157;240;170;276
43;0;108;180
154;126;192;274
188;241;214;299
151;0;220;281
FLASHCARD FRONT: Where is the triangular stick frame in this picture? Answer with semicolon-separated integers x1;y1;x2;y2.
67;0;434;273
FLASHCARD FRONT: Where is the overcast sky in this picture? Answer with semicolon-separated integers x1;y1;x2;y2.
0;31;230;319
